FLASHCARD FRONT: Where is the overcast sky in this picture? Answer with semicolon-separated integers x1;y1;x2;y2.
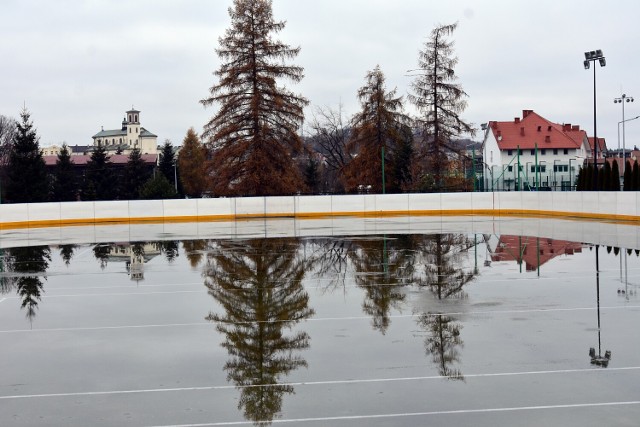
2;0;640;151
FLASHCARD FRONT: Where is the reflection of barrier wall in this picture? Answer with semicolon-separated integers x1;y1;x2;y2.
1;192;638;230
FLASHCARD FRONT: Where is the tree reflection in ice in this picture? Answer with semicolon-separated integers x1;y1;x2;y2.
204;238;314;425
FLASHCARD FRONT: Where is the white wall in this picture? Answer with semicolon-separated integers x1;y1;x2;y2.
1;193;639;231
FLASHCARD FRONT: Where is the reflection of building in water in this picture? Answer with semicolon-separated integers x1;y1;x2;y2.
486;235;583;271
107;244;160;282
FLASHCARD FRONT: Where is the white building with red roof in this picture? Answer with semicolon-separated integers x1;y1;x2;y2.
482;110;599;190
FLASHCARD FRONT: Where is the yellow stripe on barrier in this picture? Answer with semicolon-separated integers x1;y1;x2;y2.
1;209;639;231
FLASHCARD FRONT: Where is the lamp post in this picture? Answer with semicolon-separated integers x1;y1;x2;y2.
584;50;606;190
616;113;640;173
614;94;634;172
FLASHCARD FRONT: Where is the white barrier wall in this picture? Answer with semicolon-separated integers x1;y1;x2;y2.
1;192;639;230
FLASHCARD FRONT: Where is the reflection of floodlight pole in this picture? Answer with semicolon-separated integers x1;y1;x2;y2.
589;245;612;367
584;50;606;190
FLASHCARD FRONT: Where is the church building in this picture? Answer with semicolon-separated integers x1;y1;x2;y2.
92;108;158;154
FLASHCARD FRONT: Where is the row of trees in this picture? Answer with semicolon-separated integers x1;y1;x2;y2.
575;159;640;191
199;0;474;196
0;109;212;203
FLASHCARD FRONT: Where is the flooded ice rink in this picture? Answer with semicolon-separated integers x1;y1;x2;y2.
1;216;640;426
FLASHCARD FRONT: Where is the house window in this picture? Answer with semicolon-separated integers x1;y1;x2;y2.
541;149;546;155
553;149;558;155
564;149;569;155
490;151;493;162
508;166;513;172
507;150;513;156
531;149;535;155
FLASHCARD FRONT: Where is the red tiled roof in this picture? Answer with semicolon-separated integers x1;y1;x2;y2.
490;110;588;150
587;137;607;152
43;154;157;166
491;235;583;271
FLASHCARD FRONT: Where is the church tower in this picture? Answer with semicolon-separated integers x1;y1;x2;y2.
126;108;141;148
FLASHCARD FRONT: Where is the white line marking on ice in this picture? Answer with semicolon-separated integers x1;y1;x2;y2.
1;366;639;401
146;401;640;426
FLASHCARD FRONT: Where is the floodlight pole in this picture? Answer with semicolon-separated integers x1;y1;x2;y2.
584;50;606;191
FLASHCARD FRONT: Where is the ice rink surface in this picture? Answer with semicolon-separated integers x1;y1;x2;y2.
1;217;639;426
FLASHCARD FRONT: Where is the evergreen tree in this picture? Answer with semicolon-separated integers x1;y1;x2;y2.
585;164;594;191
177;128;207;198
5;109;48;203
624;160;633;191
158;139;177;189
52;144;77;201
409;22;474;192
139;173;178;200
201;0;308;196
602;160;612;191
575;166;584;191
303;154;319;194
390;123;414;192
633;160;640;191
82;145;113;200
120;148;150;200
597;164;605;191
611;159;620;191
342;66;407;193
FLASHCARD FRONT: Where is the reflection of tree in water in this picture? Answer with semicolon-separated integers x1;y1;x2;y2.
93;243;113;269
155;240;179;263
418;313;464;380
414;234;476;381
2;246;51;321
417;234;475;299
59;244;76;266
348;236;414;334
183;240;207;269
204;238;314;425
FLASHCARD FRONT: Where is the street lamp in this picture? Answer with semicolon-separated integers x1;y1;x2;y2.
614;94;634;178
584;49;606;190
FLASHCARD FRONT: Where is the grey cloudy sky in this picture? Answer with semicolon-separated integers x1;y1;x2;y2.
2;0;639;150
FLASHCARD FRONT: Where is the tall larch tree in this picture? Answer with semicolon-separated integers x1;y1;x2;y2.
177;128;207;198
6;109;48;203
201;0;308;196
409;22;474;192
342;66;408;194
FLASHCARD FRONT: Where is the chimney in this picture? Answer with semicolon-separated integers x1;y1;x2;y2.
572;125;579;131
520;127;525;136
515;117;520;123
523;110;533;118
563;124;571;132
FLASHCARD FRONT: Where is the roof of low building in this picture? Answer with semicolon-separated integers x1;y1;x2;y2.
43;153;157;166
489;110;591;150
93;127;157;139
